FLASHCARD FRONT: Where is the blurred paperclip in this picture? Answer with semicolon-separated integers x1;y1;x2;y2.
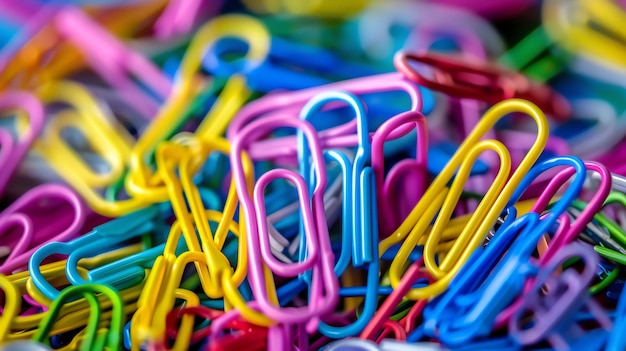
394;51;571;120
0;184;85;275
0;91;44;197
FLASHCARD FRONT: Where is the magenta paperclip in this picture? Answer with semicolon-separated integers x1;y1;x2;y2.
54;7;171;119
0;91;45;197
371;110;429;235
510;242;612;350
231;114;339;332
153;0;223;39
0;184;86;274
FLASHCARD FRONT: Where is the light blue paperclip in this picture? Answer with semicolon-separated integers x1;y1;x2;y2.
297;91;379;338
28;204;171;300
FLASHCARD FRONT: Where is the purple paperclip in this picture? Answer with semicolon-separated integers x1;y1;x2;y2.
153;0;223;39
0;91;45;197
371;110;428;235
231;114;339;332
0;184;86;274
54;8;172;119
510;242;612;350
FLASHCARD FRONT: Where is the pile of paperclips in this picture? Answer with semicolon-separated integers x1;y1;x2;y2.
5;0;626;350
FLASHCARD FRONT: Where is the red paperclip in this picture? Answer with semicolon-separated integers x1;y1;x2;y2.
394;51;571;121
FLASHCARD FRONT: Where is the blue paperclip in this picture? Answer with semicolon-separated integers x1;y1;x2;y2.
424;156;587;346
203;36;381;92
296;91;380;338
28;204;171;300
607;261;626;350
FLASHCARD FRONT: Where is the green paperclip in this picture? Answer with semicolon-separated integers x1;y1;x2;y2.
499;26;569;82
33;284;125;351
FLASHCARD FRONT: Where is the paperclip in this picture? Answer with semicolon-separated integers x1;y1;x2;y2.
153;0;223;39
510;242;612;350
32;284;125;351
227;70;433;143
33;80;147;217
231;114;339;331
426;156;588;345
54;8;172;119
355;2;505;63
0;184;85;275
394;51;571;120
203;36;380;93
371;109;428;235
381;99;549;300
498;25;568;82
543;0;626;69
126;14;270;201
297;91;379;338
0;91;44;197
557;99;626;158
28;205;164;300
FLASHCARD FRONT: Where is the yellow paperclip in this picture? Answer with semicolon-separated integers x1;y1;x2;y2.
543;0;626;68
242;0;371;18
126;14;270;200
382;99;549;300
31;80;155;216
0;274;20;343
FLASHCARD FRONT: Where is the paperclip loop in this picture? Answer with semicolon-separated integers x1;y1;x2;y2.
32;80;150;216
424;155;588;345
0;91;44;197
510;242;612;350
231;114;339;332
394;51;571;120
381;99;549;300
296;91;379;338
371;109;428;236
126;14;270;202
543;0;626;69
0;184;86;275
32;284;125;351
54;8;172;119
27;204;165;300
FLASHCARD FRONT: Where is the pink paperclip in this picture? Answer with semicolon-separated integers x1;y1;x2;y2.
54;8;172;119
0;184;86;274
231;114;339;332
0;91;45;197
428;0;537;19
227;72;422;142
371;110;429;235
153;0;223;39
